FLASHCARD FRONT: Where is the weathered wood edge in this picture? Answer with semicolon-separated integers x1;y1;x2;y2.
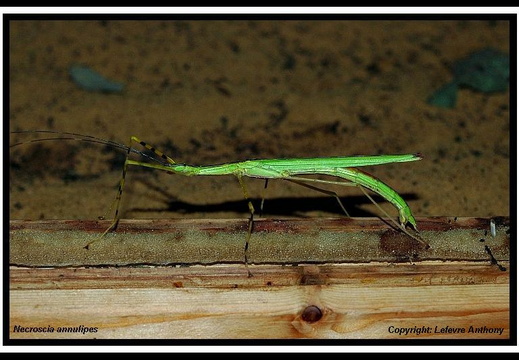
10;261;510;290
9;217;509;267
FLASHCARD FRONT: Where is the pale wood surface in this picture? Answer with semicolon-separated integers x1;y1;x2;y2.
10;262;509;340
8;217;511;341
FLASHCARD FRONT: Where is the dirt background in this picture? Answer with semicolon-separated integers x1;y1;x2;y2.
9;18;511;223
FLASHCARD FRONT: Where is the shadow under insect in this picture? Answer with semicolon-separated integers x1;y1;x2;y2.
127;177;419;219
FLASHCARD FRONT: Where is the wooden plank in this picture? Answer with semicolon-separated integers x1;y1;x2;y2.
9;217;510;266
9;263;510;340
8;217;511;341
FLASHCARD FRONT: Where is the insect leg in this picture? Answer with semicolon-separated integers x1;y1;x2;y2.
85;136;177;249
84;136;138;249
355;185;429;248
282;175;428;249
236;175;256;277
283;178;350;217
259;179;269;217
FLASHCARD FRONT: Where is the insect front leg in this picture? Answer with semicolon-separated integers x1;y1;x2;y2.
84;136;140;249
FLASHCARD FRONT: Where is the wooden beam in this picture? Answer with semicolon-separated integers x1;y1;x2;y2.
10;217;509;266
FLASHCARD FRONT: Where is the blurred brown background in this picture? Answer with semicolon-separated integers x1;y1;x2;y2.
9;18;510;222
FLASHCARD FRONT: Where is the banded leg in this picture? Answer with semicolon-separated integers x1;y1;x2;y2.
85;136;176;249
236;175;255;277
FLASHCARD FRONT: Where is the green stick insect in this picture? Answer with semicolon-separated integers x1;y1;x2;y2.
11;130;428;272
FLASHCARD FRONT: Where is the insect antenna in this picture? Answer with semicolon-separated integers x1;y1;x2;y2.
10;130;166;165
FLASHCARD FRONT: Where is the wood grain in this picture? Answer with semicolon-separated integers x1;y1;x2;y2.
9;263;509;340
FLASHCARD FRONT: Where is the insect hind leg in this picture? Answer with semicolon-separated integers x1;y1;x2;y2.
283;178;350;217
356;185;429;249
281;175;429;249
